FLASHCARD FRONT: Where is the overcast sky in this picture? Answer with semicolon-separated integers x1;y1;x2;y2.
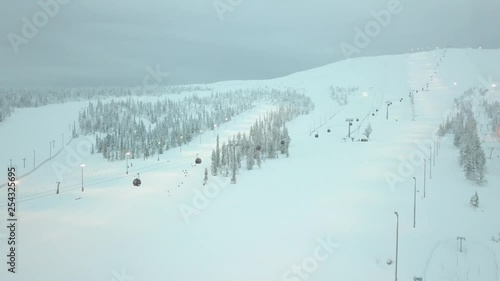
0;0;498;88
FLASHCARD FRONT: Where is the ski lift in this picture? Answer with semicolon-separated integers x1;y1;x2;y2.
356;118;359;122
327;129;331;133
315;133;319;138
280;140;285;145
133;173;141;187
372;113;375;116
256;145;262;151
195;157;202;164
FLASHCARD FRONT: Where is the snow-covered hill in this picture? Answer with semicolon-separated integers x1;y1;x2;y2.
0;48;499;281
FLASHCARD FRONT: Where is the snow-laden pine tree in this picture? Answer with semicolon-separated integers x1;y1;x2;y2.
220;143;229;177
216;135;220;168
234;136;242;170
363;123;373;138
246;146;254;170
459;132;475;178
453;112;465;147
256;149;262;168
281;126;291;156
210;150;217;176
203;168;208;185
458;119;487;184
437;124;446;137
472;136;487;185
470;191;479;208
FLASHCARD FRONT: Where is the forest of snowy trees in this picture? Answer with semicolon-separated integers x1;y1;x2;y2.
482;99;500;136
209;104;301;183
77;88;314;161
437;87;496;185
0;85;211;122
329;86;359;106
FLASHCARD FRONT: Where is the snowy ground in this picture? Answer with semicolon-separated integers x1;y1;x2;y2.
0;48;499;281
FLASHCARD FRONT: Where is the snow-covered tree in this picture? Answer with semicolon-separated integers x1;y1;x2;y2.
203;168;208;185
437;124;446;137
246;147;254;170
256;149;262;168
216;135;221;168
363;123;373;138
231;162;237;184
210;150;217;176
470;191;479;208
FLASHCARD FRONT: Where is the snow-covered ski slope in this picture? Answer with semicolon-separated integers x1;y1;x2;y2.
0;48;499;281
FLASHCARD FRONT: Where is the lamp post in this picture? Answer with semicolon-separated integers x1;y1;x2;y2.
346;118;354;138
413;177;417;228
394;211;399;281
386;101;393;120
157;141;161;161
457;236;466;252
435;139;438;157
434;140;437;166
126;152;131;174
80;164;85;192
429;146;432;179
228;141;240;184
423;159;426;198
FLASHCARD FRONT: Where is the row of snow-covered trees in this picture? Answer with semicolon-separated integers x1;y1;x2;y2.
481;99;500;135
79;88;314;161
0;85;212;123
210;103;309;183
0;97;14;122
437;91;487;185
329;86;359;106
